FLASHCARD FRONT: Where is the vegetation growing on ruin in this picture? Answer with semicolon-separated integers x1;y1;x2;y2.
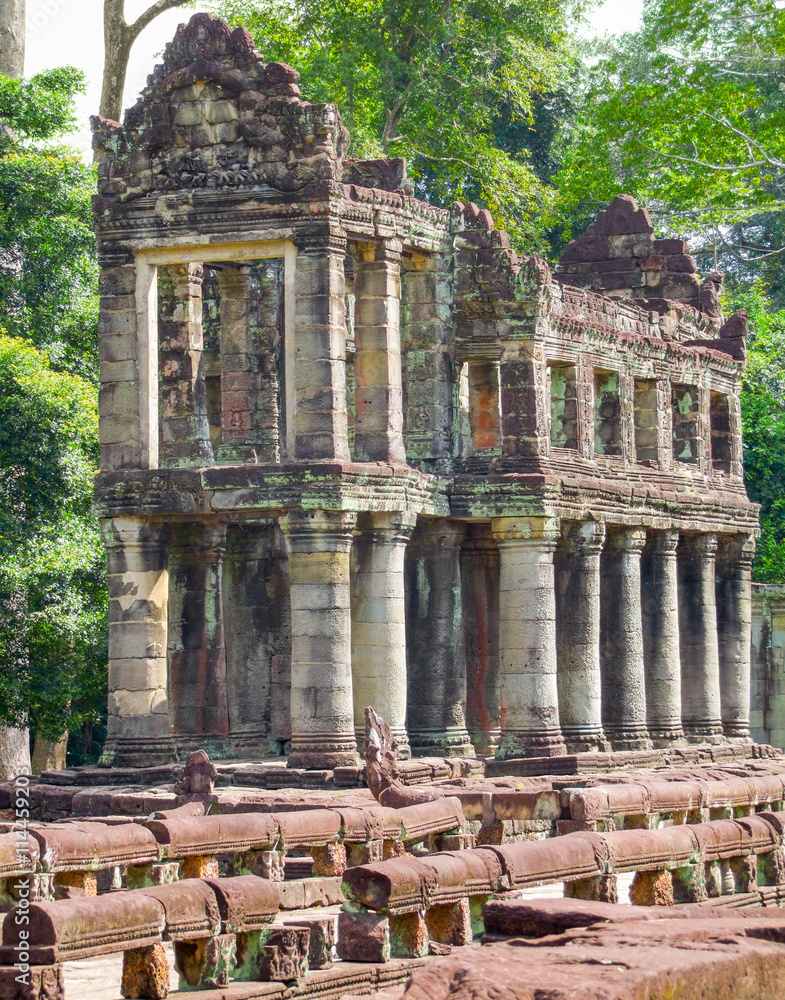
213;0;584;249
552;0;785;298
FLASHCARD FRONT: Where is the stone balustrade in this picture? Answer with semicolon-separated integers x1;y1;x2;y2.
0;875;292;1000
0;798;466;909
339;811;785;959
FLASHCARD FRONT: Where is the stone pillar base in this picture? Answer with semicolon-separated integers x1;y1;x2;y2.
563;729;611;754
98;736;176;769
683;723;726;745
604;726;653;752
723;725;752;742
408;727;475;758
496;730;566;759
287;735;360;770
648;726;686;748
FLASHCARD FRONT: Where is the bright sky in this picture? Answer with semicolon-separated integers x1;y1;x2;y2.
25;0;644;159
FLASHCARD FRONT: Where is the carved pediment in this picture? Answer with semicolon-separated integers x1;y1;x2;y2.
92;12;350;203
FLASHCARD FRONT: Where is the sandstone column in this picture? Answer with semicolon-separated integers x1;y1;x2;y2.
223;522;292;756
157;262;213;467
461;524;501;755
351;510;416;756
717;534;756;741
600;527;652;750
678;533;724;742
353;241;406;464
282;509;359;769
555;521;609;753
167;522;230;752
641;529;685;745
492;516;566;758
99;517;173;767
216;263;284;464
400;253;455;462
98;255;144;470
406;519;473;757
293;235;351;461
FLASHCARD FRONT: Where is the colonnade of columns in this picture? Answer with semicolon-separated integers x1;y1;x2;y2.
100;512;756;769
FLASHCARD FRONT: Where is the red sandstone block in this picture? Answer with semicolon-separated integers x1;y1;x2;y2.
204;875;279;934
487;832;606;890
135;879;222;941
397;798;464;842
598;826;699;873
337;908;391;963
276;809;341;849
29;821;158;872
568;788;609;822
144;812;278;857
0;891;166;964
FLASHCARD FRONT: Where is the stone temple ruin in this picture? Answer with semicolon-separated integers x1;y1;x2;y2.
92;13;758;774
6;14;785;1000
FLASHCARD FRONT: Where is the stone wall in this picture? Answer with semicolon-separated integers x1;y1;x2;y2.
751;584;785;749
91;13;760;769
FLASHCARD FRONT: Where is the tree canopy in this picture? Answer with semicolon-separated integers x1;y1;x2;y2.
0;68;98;380
551;0;785;292
213;0;585;248
730;286;785;583
0;71;106;755
0;334;106;743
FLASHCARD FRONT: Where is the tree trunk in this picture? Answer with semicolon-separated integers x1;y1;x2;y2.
100;0;191;123
0;726;31;780
101;0;132;122
0;0;25;78
31;733;68;774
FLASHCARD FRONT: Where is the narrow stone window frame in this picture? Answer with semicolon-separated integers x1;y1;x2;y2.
547;360;579;451
593;367;623;457
465;358;503;455
671;381;700;465
135;239;297;469
709;389;732;475
633;377;659;465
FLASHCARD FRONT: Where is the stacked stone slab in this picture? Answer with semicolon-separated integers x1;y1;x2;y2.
92;13;759;771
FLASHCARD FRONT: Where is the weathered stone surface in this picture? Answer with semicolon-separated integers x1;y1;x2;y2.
91;11;758;774
402;914;785;1000
121;943;170;999
337;908;391;963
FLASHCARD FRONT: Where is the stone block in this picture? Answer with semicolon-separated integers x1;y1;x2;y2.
53;871;97;898
629;869;674;907
255;926;309;983
337;908;391;963
174;934;235;990
312;842;346;876
426;898;473;946
284;915;336;969
389;910;429;959
121;943;170;999
180;855;219;880
0;964;64;1000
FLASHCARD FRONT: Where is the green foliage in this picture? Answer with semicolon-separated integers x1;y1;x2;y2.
551;1;785;276
556;0;785;250
0;69;98;381
212;0;585;248
726;287;785;583
0;335;106;742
